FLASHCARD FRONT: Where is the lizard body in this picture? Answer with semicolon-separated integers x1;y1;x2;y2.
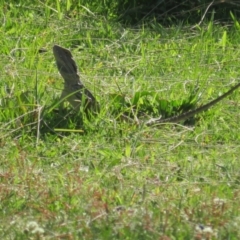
53;45;240;125
53;45;99;112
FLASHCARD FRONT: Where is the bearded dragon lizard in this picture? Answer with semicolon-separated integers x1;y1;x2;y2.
53;45;99;112
53;45;240;125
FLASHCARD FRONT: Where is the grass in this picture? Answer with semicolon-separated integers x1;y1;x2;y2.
1;1;240;239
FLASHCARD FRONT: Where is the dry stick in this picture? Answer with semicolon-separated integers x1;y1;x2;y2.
53;45;240;126
190;1;214;29
52;45;99;112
